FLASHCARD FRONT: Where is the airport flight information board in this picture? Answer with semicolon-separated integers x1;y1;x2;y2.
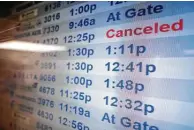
8;1;194;130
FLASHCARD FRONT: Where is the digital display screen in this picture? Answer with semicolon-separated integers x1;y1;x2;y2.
1;1;194;130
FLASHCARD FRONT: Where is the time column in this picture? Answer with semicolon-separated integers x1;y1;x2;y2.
58;2;98;130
